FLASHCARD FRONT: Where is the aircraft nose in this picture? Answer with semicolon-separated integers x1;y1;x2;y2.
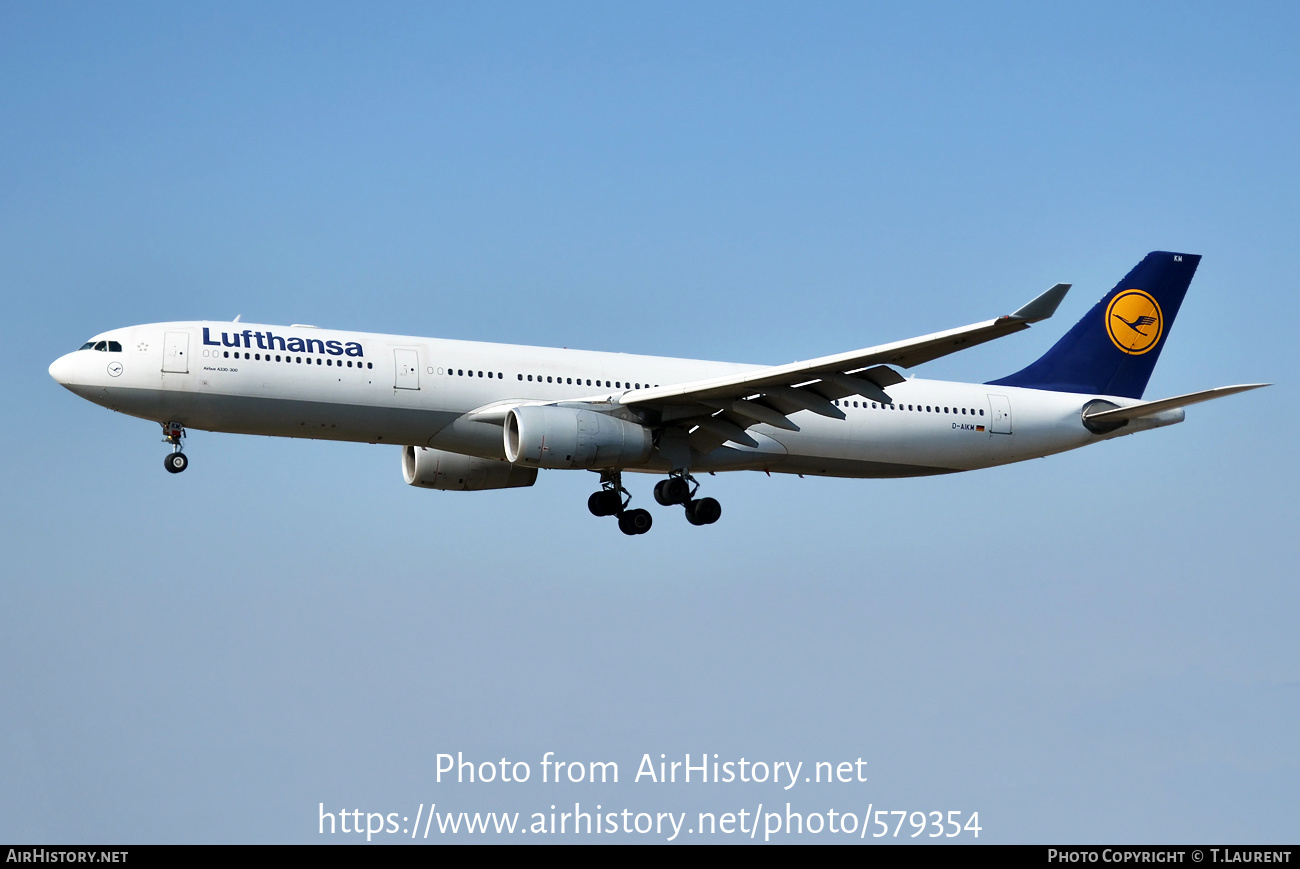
49;352;76;386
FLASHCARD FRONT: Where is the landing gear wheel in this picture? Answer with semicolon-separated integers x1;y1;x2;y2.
654;477;692;506
618;508;653;536
590;469;632;523
588;490;622;517
685;497;721;526
664;477;691;504
161;421;188;474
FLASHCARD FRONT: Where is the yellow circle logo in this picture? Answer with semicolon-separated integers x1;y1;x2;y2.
1105;289;1163;355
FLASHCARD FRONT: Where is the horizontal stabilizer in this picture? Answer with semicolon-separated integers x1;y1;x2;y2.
1082;383;1270;429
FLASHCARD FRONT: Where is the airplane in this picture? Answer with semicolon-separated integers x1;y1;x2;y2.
49;251;1267;535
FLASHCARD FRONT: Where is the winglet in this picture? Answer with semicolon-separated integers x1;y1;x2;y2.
1011;283;1070;322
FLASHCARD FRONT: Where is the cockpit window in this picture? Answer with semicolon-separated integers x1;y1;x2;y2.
108;341;122;352
80;341;94;350
93;341;107;351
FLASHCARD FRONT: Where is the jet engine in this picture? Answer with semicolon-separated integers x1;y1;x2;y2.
402;445;538;491
504;405;652;470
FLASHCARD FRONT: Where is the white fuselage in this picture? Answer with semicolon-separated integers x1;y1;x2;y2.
49;321;1172;479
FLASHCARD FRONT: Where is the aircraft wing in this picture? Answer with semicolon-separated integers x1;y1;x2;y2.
618;282;1070;451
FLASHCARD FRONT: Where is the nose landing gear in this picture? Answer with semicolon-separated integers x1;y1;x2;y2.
162;421;188;474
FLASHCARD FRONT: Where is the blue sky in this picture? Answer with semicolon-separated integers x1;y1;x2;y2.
2;2;1296;843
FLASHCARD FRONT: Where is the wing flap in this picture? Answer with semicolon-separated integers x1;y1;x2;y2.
694;416;761;448
820;373;894;405
699;398;801;431
763;386;845;419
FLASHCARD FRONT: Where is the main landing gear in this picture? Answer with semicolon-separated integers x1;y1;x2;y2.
654;472;721;527
162;421;188;474
589;471;722;536
587;470;652;535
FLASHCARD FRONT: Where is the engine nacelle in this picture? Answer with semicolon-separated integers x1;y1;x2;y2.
402;445;538;491
504;405;653;470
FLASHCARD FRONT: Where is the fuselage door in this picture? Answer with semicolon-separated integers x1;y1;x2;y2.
394;348;420;390
163;331;189;374
987;393;1012;434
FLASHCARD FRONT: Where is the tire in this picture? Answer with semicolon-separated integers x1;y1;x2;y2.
687;497;721;525
164;452;189;474
664;477;691;504
618;508;653;535
650;481;670;509
589;490;621;517
655;477;691;506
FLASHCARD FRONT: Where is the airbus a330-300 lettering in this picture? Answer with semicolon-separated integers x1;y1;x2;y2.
50;251;1267;535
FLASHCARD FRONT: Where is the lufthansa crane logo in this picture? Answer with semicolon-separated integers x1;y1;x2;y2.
1105;289;1163;355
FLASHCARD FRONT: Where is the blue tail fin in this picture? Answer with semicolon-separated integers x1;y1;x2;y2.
987;251;1200;399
